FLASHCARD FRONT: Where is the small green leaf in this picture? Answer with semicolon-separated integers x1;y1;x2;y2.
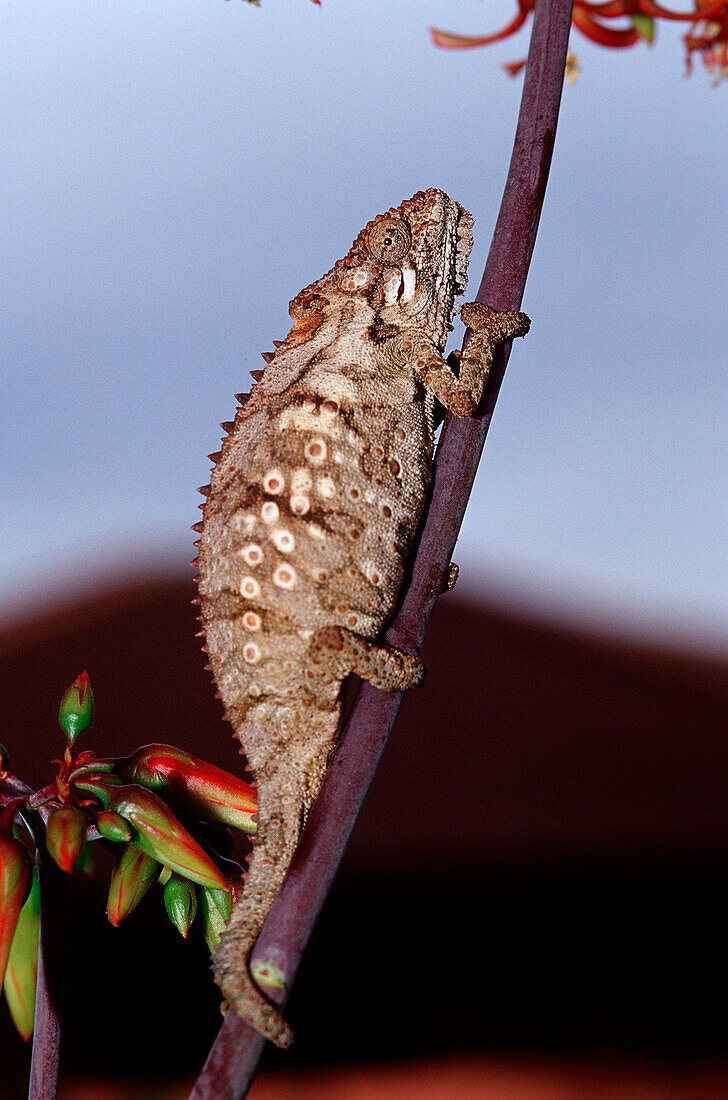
630;13;654;42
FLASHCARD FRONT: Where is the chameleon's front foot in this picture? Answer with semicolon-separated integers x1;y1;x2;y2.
460;300;531;342
411;301;530;419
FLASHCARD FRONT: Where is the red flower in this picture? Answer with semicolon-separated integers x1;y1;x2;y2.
431;0;728;79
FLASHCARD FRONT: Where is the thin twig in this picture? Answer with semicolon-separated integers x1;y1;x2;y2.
191;1;574;1094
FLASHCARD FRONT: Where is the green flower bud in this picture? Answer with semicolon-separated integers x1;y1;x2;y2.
3;867;40;1041
197;885;229;953
107;844;161;926
96;810;132;843
45;806;87;873
163;875;197;938
58;671;94;746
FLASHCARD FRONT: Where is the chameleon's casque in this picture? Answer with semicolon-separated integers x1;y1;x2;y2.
195;188;529;1047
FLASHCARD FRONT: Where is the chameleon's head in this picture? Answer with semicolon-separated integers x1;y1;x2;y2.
289;189;473;352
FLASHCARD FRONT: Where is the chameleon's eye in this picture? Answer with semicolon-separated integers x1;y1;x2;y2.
366;217;412;263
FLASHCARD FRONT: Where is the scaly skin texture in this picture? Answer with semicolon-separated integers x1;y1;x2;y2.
196;188;529;1047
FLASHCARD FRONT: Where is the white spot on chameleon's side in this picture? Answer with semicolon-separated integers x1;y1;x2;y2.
290;494;310;516
278;408;319;433
298;628;314;641
271;528;295;554
230;511;256;535
242;642;261;664
263;469;285;495
248;683;261;697
311;567;328;583
308;523;325;540
273;564;296;589
305;438;327;464
242;611;261;631
312;375;357;405
240;544;263;567
240;576;261;599
363;561;381;586
291;468;312;493
261;501;279;524
316;476;336;499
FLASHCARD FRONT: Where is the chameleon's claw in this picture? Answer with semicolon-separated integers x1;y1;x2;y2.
443;562;459;592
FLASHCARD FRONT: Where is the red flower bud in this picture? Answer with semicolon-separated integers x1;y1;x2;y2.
107;844;161;926
119;744;257;835
0;836;31;988
3;867;40;1041
76;780;229;891
58;671;94;745
163;875;198;938
45;806;87;873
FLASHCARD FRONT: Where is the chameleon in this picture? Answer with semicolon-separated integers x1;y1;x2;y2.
194;188;529;1048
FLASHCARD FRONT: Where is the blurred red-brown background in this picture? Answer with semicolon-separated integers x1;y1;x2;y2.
2;576;728;1097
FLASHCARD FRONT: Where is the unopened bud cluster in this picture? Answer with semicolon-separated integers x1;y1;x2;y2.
0;673;257;1039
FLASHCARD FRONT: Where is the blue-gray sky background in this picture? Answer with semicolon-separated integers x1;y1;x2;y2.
2;0;726;654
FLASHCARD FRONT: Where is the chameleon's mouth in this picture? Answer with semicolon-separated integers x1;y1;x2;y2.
426;199;474;350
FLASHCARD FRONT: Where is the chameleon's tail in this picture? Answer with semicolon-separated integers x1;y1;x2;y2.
212;760;303;1048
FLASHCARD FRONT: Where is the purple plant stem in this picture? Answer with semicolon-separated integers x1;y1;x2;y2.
28;841;67;1100
190;1;574;1095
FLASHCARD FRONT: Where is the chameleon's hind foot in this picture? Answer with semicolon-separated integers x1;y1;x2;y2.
308;626;425;692
443;562;459;592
